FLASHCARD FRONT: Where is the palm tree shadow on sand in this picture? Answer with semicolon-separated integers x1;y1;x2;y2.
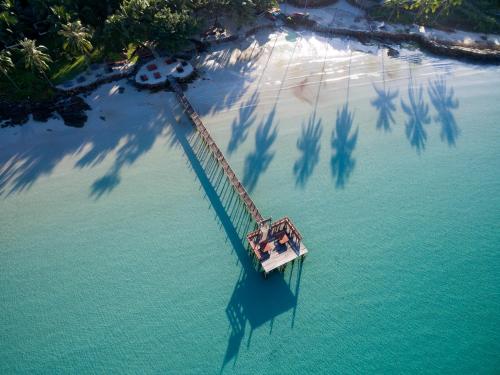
401;78;431;153
89;114;167;198
371;84;399;132
0;90;169;198
242;105;278;192
227;91;259;155
428;75;459;146
331;104;358;189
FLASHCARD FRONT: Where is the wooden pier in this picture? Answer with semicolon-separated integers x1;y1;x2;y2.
169;77;308;275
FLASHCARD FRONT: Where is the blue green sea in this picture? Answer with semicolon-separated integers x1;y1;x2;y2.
1;30;499;373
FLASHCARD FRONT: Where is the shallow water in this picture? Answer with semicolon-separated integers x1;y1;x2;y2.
1;30;499;373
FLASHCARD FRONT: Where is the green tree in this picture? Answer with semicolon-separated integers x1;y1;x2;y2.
48;5;74;31
17;38;53;86
406;0;463;22
58;20;93;62
0;0;18;46
0;49;18;89
103;0;197;53
385;0;410;22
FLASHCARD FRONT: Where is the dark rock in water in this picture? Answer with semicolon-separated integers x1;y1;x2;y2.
118;86;125;94
46;128;52;132
100;115;106;121
387;47;400;58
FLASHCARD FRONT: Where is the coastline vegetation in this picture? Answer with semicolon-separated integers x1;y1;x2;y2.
0;0;276;101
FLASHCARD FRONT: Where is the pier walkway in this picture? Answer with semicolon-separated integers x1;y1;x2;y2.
168;77;308;275
169;77;264;224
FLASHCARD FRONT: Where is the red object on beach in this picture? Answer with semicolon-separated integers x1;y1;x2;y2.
140;75;148;81
153;71;161;79
147;64;157;71
165;58;173;64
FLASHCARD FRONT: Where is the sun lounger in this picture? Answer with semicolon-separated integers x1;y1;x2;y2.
153;71;161;79
140;75;148;81
147;64;158;71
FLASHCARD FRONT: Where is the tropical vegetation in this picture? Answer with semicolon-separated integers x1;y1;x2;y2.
0;0;277;100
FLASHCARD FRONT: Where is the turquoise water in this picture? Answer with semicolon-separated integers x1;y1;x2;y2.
1;30;500;373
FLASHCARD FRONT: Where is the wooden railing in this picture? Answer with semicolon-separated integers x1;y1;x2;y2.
169;77;264;224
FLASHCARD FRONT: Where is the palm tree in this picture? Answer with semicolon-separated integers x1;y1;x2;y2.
0;49;19;90
58;20;93;63
17;38;53;85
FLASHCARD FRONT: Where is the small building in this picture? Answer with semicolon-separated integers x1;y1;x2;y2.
247;217;308;276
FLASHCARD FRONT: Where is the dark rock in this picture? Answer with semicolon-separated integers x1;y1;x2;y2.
32;103;53;122
55;96;91;128
387;47;400;58
118;86;125;94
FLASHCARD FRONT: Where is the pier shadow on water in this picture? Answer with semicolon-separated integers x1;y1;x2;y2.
168;105;304;372
331;103;358;189
428;75;460;146
242;105;278;193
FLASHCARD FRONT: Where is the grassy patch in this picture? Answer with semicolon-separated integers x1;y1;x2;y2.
1;44;138;101
50;55;87;84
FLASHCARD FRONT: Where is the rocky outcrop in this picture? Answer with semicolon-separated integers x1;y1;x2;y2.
285;17;500;64
55;96;91;128
0;95;92;128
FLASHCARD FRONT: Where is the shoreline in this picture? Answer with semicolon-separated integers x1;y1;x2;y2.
2;2;500;128
280;1;500;62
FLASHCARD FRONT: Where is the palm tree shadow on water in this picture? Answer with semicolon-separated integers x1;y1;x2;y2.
401;73;431;153
371;84;399;132
293;41;328;188
331;104;359;189
371;51;399;132
428;75;459;146
167;105;304;372
242;105;278;193
294;114;322;188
